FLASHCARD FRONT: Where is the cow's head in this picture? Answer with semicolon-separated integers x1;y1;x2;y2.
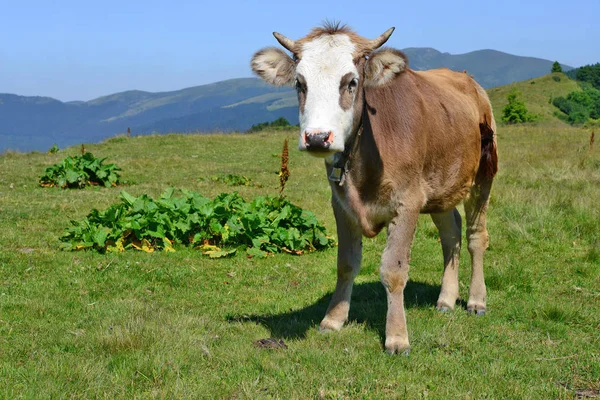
251;23;407;157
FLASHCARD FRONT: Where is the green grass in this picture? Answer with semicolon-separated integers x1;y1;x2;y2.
1;124;599;398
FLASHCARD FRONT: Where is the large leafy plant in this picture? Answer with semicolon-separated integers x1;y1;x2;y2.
40;152;122;189
61;188;334;257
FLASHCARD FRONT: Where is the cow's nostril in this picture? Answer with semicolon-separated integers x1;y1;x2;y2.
304;131;333;150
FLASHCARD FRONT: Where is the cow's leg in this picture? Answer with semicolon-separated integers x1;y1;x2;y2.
380;208;419;355
464;177;493;315
431;208;462;311
320;200;362;332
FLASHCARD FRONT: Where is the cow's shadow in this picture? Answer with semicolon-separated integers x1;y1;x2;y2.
228;279;444;342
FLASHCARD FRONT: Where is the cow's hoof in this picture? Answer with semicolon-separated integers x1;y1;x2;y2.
467;304;486;316
319;318;344;333
384;337;410;356
386;347;411;356
436;298;456;312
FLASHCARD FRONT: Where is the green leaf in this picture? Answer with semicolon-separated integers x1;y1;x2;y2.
206;248;237;258
93;229;108;247
120;191;137;206
246;247;268;258
161;187;176;199
66;169;80;184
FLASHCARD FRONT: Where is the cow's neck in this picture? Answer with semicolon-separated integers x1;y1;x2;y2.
328;97;383;185
327;101;388;237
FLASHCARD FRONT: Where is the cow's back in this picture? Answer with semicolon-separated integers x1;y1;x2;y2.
414;68;494;131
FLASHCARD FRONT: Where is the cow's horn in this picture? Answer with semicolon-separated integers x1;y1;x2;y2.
273;32;296;52
369;27;395;50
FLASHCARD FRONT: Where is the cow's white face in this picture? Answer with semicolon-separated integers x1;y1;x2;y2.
294;35;359;156
251;26;403;157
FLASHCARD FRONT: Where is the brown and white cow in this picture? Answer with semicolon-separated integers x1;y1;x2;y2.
251;23;498;354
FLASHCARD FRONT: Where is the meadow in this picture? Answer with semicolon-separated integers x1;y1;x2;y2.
0;119;599;398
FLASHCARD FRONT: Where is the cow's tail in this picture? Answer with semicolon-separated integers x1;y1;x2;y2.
478;115;498;179
473;79;498;180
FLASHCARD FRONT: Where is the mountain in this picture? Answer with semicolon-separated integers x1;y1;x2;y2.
0;79;295;153
0;48;573;153
402;48;571;89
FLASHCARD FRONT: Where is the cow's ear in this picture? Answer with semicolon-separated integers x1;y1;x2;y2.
364;48;408;88
251;47;295;86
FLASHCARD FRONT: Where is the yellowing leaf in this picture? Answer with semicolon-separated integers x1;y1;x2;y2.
131;239;154;253
106;238;125;253
196;244;221;252
163;237;176;252
206;248;237;258
282;247;304;255
196;244;236;258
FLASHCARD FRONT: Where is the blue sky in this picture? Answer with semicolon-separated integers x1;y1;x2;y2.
1;0;598;101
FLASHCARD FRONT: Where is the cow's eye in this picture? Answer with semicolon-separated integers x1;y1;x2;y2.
348;78;358;92
295;79;305;92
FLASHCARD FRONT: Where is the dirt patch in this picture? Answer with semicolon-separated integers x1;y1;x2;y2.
253;338;288;350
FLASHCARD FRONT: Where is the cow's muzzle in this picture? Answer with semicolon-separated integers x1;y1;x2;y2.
303;131;333;151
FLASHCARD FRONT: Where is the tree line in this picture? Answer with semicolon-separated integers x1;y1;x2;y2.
553;63;600;125
247;117;297;133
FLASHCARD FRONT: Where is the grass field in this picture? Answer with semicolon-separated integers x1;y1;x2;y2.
1;118;599;398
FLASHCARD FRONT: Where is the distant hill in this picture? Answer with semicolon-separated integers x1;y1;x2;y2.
0;48;573;153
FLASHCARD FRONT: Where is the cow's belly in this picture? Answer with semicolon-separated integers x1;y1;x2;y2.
420;174;475;214
361;202;394;237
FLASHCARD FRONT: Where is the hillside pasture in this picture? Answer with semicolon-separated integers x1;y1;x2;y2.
0;124;599;398
487;72;580;121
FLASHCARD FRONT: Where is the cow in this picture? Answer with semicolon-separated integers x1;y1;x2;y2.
250;23;498;355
